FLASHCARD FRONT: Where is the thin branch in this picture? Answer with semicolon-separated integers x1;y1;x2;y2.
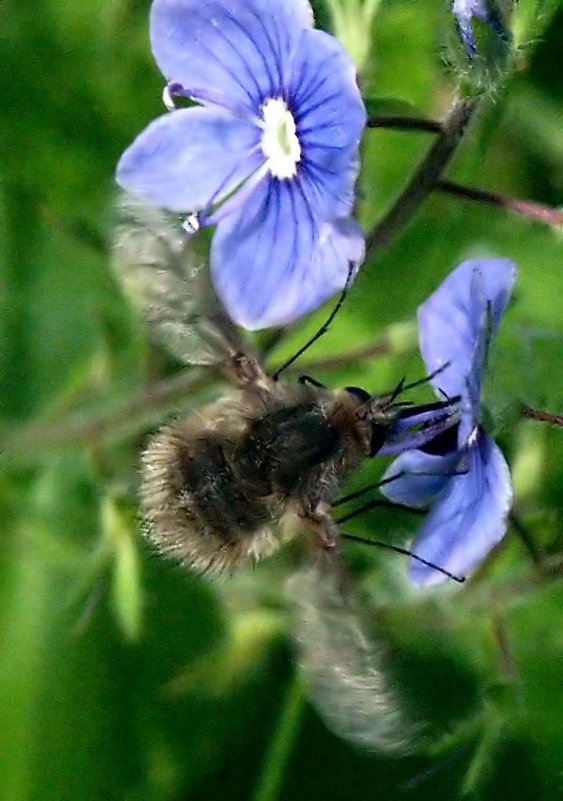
491;615;518;681
4;336;400;459
365;95;479;260
437;180;563;227
509;511;542;567
2;368;208;458
521;404;563;427
367;115;442;134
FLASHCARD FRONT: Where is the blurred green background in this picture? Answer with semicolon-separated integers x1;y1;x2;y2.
1;0;562;799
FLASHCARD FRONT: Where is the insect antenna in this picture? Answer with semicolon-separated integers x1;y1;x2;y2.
272;262;356;381
340;532;465;583
388;363;453;404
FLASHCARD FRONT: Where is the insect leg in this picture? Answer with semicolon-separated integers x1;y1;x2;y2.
392;362;453;398
334;466;467;523
297;375;326;388
333;474;467;583
333;472;416;508
294;503;345;559
333;464;466;514
340;532;465;583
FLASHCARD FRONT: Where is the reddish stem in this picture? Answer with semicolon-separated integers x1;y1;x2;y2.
437;180;563;227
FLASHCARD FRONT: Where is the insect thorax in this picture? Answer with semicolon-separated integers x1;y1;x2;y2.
140;383;371;572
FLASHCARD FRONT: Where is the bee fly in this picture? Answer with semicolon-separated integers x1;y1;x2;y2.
113;194;459;577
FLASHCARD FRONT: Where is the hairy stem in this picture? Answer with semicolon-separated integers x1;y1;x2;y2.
365;95;479;260
521;404;563;427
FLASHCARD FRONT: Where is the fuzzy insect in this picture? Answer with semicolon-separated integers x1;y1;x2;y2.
113;195;457;576
113;194;460;753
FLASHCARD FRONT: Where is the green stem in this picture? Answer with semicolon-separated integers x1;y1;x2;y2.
251;671;306;801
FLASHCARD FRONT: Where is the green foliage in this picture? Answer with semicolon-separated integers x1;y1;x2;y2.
1;1;562;800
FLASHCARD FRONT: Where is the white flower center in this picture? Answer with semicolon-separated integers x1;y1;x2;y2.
260;98;301;179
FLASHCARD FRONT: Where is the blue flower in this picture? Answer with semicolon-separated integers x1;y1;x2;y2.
452;0;510;56
116;0;366;329
381;259;517;585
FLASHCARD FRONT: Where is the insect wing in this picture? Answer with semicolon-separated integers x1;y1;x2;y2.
287;559;420;753
112;193;258;375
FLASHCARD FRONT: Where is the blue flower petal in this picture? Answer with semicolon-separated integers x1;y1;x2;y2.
379;402;461;456
277;29;365;220
418;258;517;403
452;0;509;55
116;107;261;212
452;0;487;53
298;150;361;228
380;450;460;509
150;0;314;112
290;29;366;152
408;433;512;586
211;176;364;328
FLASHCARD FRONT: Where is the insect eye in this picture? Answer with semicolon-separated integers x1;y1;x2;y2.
369;424;388;457
345;386;371;403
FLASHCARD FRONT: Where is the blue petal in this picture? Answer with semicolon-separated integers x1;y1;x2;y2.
418;258;517;403
380;450;460;509
379;403;461;456
116;107;261;212
452;0;509;54
290;28;366;152
277;29;365;220
211;176;364;329
455;18;477;54
408;434;512;586
470;257;517;329
298;150;361;228
150;0;314;113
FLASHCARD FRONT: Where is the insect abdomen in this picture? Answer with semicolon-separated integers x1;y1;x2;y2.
141;417;281;573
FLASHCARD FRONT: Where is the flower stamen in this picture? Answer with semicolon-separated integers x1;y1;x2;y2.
260;98;301;179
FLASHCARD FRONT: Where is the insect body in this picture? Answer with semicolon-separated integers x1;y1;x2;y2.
113;194;457;575
141;374;405;572
113;194;459;753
